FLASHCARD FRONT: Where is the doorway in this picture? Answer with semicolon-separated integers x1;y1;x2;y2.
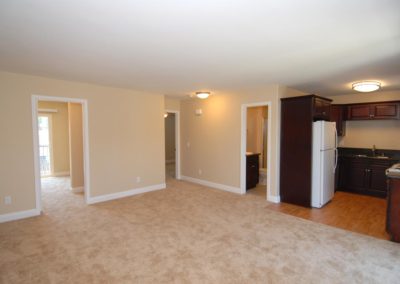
38;114;53;177
164;109;181;180
32;95;91;212
240;102;272;199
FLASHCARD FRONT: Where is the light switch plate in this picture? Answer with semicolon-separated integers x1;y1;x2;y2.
5;196;11;205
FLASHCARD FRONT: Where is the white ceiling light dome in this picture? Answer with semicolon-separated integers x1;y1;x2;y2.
195;92;210;99
352;81;381;92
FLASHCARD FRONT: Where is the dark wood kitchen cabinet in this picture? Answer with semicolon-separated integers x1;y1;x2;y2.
347;101;400;120
313;97;331;121
387;178;400;242
331;104;346;136
246;153;260;190
338;157;394;197
280;95;332;207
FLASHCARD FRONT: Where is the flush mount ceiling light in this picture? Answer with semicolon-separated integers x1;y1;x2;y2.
164;113;168;118
195;91;210;99
352;81;381;92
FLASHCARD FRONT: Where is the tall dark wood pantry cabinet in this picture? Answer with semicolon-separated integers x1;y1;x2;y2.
280;95;332;207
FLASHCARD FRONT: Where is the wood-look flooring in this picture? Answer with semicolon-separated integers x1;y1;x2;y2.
248;185;389;240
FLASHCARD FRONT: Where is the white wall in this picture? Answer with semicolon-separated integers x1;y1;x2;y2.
68;102;84;189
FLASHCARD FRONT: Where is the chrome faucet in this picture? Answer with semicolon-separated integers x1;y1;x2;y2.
372;144;376;156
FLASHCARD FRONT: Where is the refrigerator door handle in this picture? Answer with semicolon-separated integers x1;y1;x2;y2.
334;125;338;149
334;149;338;171
334;126;338;172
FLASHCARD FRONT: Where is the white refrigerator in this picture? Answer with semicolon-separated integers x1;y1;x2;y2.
311;121;337;208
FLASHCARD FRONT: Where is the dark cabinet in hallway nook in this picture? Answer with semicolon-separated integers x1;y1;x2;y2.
246;153;260;190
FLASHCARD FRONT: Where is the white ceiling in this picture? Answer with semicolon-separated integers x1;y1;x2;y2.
0;0;399;96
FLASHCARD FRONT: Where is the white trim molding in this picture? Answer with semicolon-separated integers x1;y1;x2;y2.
267;195;281;203
87;183;166;205
70;186;84;193
53;171;70;177
38;108;58;113
32;94;91;210
240;101;274;202
0;209;41;223
181;176;241;194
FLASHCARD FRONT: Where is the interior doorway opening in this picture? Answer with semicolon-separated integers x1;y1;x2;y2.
32;95;91;212
164;109;181;180
38;114;53;177
36;100;85;208
240;102;272;200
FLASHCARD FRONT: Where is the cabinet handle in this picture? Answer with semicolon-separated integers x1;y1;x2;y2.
322;111;326;115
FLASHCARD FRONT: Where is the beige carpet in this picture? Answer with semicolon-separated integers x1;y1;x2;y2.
1;178;400;283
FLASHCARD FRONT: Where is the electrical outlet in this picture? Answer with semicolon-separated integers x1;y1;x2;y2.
136;176;141;183
5;196;11;205
198;169;202;175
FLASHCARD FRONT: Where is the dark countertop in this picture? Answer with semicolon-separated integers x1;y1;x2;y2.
338;147;400;163
340;154;399;162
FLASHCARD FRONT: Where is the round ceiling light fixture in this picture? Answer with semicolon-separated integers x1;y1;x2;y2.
352;81;381;92
195;91;210;99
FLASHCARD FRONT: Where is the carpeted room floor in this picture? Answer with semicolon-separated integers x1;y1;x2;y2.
1;178;400;283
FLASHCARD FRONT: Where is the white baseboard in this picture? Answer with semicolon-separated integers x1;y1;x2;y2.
0;208;41;223
181;176;241;194
87;183;166;205
267;194;281;203
52;171;70;177
71;186;84;193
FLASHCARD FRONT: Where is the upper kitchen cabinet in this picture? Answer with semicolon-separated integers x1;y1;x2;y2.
313;97;332;121
347;101;400;120
331;104;346;136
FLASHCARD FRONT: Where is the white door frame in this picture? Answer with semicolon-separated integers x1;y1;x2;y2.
240;102;272;200
165;109;181;180
31;95;91;211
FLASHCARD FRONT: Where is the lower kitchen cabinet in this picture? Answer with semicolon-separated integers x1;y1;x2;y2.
387;178;400;242
338;157;394;197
